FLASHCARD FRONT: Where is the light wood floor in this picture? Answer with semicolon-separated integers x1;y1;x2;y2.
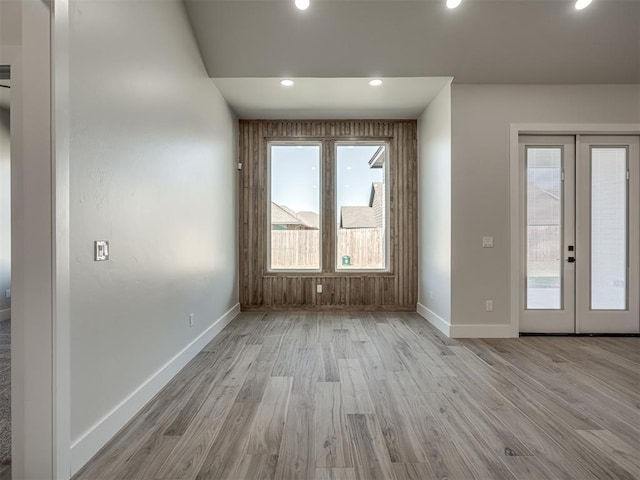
0;319;10;479
73;312;640;480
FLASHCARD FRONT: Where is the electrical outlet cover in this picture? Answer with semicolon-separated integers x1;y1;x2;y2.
482;236;494;248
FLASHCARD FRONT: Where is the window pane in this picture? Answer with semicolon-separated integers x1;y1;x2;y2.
336;144;387;270
270;144;321;270
526;148;562;309
591;147;627;310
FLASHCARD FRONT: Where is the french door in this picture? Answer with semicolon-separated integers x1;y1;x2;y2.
520;135;640;334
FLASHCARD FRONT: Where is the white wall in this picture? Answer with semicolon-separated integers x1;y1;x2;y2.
451;85;640;334
0;107;9;317
68;0;238;472
417;84;451;332
0;2;20;47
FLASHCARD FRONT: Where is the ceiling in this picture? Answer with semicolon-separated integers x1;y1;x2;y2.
212;77;452;119
185;0;640;84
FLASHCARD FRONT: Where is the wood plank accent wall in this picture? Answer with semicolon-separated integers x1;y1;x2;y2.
239;120;418;310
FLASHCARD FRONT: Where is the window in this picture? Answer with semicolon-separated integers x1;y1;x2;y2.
336;143;388;270
268;143;321;271
240;120;417;309
268;140;389;273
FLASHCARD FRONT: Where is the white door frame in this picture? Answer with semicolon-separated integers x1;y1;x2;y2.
1;1;72;478
52;0;72;477
510;123;640;335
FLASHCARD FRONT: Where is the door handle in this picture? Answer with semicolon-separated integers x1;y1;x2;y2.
567;257;576;263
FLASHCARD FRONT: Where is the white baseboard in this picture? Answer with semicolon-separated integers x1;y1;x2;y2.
416;303;451;337
70;302;241;476
449;323;518;338
415;305;516;338
0;309;9;321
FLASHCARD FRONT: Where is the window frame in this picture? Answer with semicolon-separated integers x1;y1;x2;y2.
266;140;324;273
334;140;391;273
266;137;393;275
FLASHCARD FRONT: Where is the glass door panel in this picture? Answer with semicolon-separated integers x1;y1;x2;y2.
577;136;639;333
520;136;575;334
590;147;628;310
526;148;563;310
521;135;639;334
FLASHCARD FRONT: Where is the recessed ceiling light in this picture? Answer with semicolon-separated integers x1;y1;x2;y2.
369;79;383;87
446;0;462;8
575;0;592;9
280;79;294;87
295;0;310;10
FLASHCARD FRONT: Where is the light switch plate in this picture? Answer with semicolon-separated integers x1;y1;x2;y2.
482;236;494;248
94;241;109;261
